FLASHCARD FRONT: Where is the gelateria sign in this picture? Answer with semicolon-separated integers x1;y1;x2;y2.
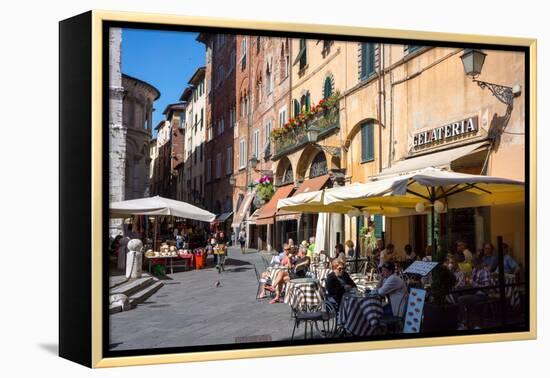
413;116;479;149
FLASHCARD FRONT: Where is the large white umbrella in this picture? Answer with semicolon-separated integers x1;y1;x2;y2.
110;195;216;222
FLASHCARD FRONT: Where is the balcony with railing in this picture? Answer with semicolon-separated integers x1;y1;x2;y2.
272;106;339;159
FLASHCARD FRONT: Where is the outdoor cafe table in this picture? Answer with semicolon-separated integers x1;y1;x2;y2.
339;291;384;336
284;277;323;311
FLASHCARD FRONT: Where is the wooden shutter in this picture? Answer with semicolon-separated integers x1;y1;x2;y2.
293;99;300;117
361;122;374;161
324;77;332;98
373;215;383;239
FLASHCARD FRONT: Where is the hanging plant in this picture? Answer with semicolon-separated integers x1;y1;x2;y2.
251;175;275;202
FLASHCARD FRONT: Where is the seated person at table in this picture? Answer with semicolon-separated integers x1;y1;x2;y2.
258;245;292;299
470;257;494;288
267;247;305;304
345;240;356;259
496;243;520;276
334;243;345;260
379;243;396;266
325;259;357;307
455;240;474;264
481;242;498;272
457;257;494;327
376;262;409;317
404;244;417;263
307;236;316;259
446;255;466;289
421;245;433;262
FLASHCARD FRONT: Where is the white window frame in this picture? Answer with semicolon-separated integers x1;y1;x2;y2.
279;106;288;127
253;129;260;159
264;120;273;145
239;138;247;169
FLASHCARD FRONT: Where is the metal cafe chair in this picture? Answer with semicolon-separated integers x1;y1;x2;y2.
290;287;326;341
253;264;273;301
379;292;409;334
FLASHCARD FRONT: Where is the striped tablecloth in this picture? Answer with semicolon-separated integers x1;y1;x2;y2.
284;278;323;311
268;267;288;282
504;274;521;307
339;292;384;336
316;268;331;286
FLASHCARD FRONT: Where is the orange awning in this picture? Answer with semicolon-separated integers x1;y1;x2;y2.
276;174;331;220
231;190;256;228
256;184;295;225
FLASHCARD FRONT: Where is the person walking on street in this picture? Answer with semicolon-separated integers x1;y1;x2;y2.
238;229;246;254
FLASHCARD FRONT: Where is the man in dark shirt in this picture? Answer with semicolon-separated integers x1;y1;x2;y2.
291;246;311;278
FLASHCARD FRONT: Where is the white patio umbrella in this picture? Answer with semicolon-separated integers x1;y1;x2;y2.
110;196;216;251
110;195;216;222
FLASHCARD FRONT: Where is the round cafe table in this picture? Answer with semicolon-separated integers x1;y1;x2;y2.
284;277;323;311
338;291;384;336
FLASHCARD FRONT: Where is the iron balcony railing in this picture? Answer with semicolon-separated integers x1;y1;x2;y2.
272;107;339;159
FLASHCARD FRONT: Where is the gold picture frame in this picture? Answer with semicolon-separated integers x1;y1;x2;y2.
59;9;537;368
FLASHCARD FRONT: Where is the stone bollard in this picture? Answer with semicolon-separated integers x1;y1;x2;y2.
126;238;144;279
117;236;130;271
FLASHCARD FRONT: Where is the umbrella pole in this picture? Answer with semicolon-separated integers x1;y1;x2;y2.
154;216;158;251
430;186;437;260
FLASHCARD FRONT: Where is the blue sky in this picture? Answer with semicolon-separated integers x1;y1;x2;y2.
122;28;205;135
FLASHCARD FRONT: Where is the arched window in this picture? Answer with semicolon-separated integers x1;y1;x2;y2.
309;152;328;178
323;76;333;98
282;165;294;185
256;75;262;106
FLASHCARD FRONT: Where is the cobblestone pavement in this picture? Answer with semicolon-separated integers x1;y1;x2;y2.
109;247;298;351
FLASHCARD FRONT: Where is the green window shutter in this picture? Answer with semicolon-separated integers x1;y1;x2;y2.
373;215;383;239
361;43;375;79
361;122;374;161
367;122;374;160
305;92;311;111
324;77;333;98
361;43;368;79
293;99;300;117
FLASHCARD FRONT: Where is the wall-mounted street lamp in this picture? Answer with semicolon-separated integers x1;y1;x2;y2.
460;48;520;106
229;156;272;190
306;126;344;157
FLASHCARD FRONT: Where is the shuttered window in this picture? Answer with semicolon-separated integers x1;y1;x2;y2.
323;76;333;98
360;43;375;80
293;99;300;117
373;215;383;239
361;121;374;162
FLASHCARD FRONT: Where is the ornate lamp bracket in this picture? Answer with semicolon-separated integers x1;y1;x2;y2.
473;79;514;106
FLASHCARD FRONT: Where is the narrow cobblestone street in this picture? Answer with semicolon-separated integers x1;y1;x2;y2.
109;247;297;351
